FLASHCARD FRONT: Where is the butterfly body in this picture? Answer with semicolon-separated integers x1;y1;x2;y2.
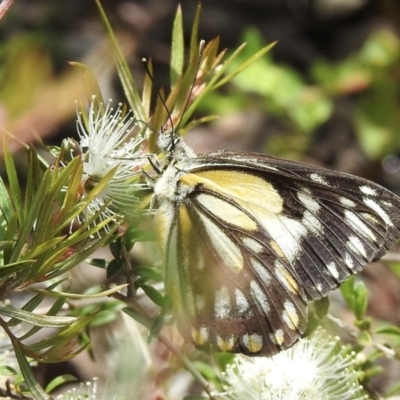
153;134;400;356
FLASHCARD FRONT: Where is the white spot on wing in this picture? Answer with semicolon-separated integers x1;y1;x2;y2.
217;335;235;351
309;173;329;186
364;198;393;227
360;185;377;196
215;287;231;319
282;301;299;330
297;191;321;213
242;237;264;254
348;236;367;258
198;213;244;273
251;258;272;285
250;281;269;312
199;326;209;342
344;210;376;240
235;289;251;316
327;262;339;279
267;216;308;262
302;210;324;236
197;193;257;231
344;253;354;270
340;197;356;208
243;333;263;353
274;260;298;294
270;329;284;346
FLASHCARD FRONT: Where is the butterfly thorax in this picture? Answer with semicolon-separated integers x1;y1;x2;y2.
154;133;197;204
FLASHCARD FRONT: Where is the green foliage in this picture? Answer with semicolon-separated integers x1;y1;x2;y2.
313;30;400;160
0;140;122;397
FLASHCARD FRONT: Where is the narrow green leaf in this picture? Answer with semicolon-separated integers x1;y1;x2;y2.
87;258;108;269
140;284;165;307
0;239;12;252
95;0;146;121
51;228;118;278
148;315;164;343
0;365;17;376
0;260;33;279
2;139;22;227
374;325;400;336
124;227;156;249
122;307;151;329
11;339;50;400
0;174;14;226
171;5;184;87
35;247;70;275
32;158;82;247
89;310;118;328
31;284;128;300
8;286;49;326
142;59;153;118
60;159;83;214
0;306;78;328
24;147;42;222
54;165;117;234
189;4;201;63
354;281;368;320
340;276;356;308
46;374;77;394
9;171;52;264
110;238;123;259
19;291;68;340
193;361;220;382
27;315;94;353
134;266;163;282
70;62;105;106
24;237;65;259
106;258;125;279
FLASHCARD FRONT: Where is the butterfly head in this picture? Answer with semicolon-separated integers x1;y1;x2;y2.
157;126;196;164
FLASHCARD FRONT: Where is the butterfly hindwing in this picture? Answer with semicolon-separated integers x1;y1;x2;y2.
162;196;308;356
154;149;400;356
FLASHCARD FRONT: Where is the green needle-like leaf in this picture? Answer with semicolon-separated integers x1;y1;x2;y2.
171;5;184;87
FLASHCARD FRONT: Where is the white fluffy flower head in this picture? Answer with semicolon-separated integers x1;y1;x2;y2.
219;330;368;400
75;97;146;224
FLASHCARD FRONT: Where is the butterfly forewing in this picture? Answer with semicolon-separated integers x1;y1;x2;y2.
154;149;400;356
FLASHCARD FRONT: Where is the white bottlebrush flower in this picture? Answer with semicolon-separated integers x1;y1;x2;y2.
75;97;147;225
56;377;116;400
218;330;368;400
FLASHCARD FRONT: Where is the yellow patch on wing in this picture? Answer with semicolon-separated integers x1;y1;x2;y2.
179;205;193;270
198;213;244;273
155;202;175;253
180;170;283;216
271;329;284;346
282;301;300;330
191;326;209;346
270;240;285;258
274;261;299;294
217;336;235;352
196;193;257;231
243;333;263;353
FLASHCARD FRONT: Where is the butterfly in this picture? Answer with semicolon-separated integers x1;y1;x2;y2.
152;129;400;357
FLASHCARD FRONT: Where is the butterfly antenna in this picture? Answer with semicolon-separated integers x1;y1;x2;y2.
141;58;175;136
175;39;205;133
